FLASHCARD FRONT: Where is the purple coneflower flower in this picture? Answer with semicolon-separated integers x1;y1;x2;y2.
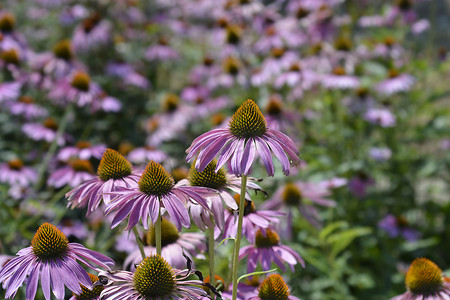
391;258;450;300
58;219;89;240
49;70;102;107
240;228;305;273
263;94;301;135
369;147;392;162
58;141;106;161
186;99;301;176
66;148;140;216
0;223;114;300
145;37;179;62
0;81;21;103
68;273;103;300
189;56;220;84
376;69;415;96
90;92;122;113
48;159;96;188
127;146;168;165
124;217;206;270
0;159;37;187
22;118;66;145
181;159;262;233
378;214;421;242
274;62;317;91
145;93;191;147
385;0;419;25
223;195;283;243
29;39;84;79
248;274;301;300
105;161;216;231
348;172;374;198
321;66;360;90
99;254;208;300
106;62;149;89
8;95;48;120
412;19;430;35
262;181;336;229
364;107;396;127
320;177;348;189
72;13;111;53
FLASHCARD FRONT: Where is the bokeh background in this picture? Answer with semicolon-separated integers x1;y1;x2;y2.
1;0;450;299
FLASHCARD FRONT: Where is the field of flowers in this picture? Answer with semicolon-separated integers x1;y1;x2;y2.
1;0;450;299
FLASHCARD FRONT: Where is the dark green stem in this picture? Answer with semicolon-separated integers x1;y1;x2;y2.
132;227;146;261
231;175;247;300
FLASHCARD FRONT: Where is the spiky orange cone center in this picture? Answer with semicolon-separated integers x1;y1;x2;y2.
97;148;132;181
406;258;444;296
138;161;174;196
229;99;267;139
31;223;69;261
133;254;175;298
258;274;290;300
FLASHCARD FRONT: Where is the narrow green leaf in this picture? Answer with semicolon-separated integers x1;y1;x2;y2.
237;269;277;283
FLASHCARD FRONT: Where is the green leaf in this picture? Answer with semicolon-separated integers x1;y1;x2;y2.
319;221;348;241
326;227;372;257
300;248;329;273
401;237;440;252
218;237;235;247
237;269;277;283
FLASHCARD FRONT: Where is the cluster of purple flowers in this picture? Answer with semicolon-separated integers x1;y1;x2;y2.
0;0;446;299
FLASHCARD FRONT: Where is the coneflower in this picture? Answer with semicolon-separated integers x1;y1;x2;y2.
391;258;450;300
99;254;209;300
0;223;114;300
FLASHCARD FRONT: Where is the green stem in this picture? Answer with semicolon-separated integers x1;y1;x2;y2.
34;104;74;192
155;204;162;255
209;216;216;297
231;175;247;300
132;227;146;261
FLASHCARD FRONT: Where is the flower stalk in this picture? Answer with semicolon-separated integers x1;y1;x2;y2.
231;175;247;300
209;215;216;297
132;227;146;261
155;204;162;255
34;104;73;191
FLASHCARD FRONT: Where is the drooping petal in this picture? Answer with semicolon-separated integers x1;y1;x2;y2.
41;262;51;300
196;136;230;172
49;260;65;300
110;198;135;229
241;139;257;175
25;264;40;300
215;137;237;172
255;137;274;176
264;136;290;175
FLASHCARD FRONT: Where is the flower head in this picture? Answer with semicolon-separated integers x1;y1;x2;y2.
0;223;114;300
248;274;301;300
0;159;37;187
378;214;421;242
186;99;301;176
48;160;96;188
259;274;290;300
69;273;103;300
391;258;450;299
53;39;73;61
105;161;215;231
223;195;283;243
99;254;208;300
66;149;139;216
262;181;336;231
183;159;263;233
240;228;305;273
124;217;206;270
138;161;174;196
